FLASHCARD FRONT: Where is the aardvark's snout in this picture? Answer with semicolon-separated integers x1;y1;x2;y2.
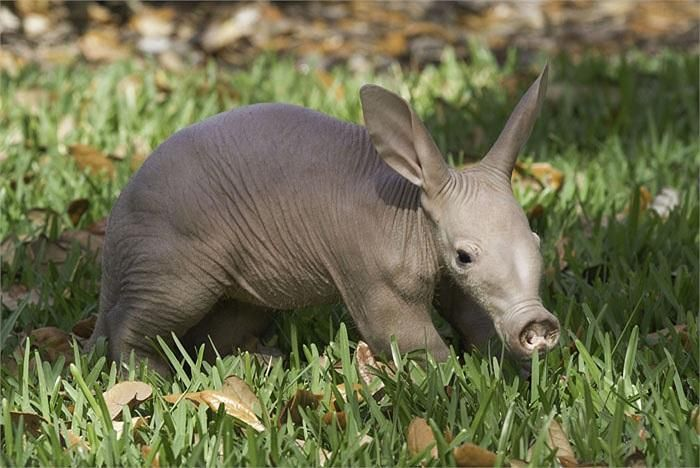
502;303;560;357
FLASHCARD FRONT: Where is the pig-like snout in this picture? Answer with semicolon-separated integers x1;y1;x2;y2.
502;303;560;357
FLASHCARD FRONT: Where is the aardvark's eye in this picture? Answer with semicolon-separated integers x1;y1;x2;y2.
456;249;472;265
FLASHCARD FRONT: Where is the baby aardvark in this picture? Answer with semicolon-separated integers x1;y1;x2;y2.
88;65;559;374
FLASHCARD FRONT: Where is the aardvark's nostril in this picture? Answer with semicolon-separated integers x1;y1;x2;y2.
519;318;560;352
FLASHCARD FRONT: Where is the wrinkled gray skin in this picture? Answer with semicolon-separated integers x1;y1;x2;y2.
88;65;560;375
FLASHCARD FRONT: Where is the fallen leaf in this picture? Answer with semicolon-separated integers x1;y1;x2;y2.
643;324;688;347
164;378;264;432
355;340;378;386
112;416;148;438
377;30;407;57
407;417;437;459
0;49;26;77
15;88;50;115
617;186;653;221
508;459;529;467
453;442;497;467
86;3;112;23
26;207;57;227
22;12;49;38
513;162;564;192
15;0;51;16
64;429;90;452
0;6;20;33
57;115;75;140
154;69;172;93
68;144;115;177
1;283;41;311
67;198;90;226
30;327;73;363
103;381;153;420
129;7;175;37
649;187;679;219
79;28;130;63
331;383;363;410
201;5;261;52
624;450;646;468
555;236;572;271
314;70;345;100
10;411;45;436
322;411;347;429
545;419;578;467
141;444;160;468
295;439;331;467
278;389;322;426
59;229;104;257
72;314;97;339
221;375;262;416
87;217;108;235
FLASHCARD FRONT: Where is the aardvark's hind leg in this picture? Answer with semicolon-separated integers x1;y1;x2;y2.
181;299;275;362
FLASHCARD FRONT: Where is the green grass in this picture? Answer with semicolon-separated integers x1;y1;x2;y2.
1;46;698;466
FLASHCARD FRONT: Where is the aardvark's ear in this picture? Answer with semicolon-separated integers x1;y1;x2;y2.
360;84;449;196
481;63;549;180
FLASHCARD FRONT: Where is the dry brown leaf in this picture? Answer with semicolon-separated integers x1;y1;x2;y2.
330;383;363;411
221;375;262;415
22;12;49;38
79;28;130;63
355;340;378;386
15;0;50;16
154;69;172;93
314;70;345;100
68;144;115;177
513;162;564;192
649;187;679;219
453;442;497;467
65;429;90;452
141;444;160;468
164;381;264;432
279;389;322;426
201;6;261;52
67;198;90;226
407;417;437;459
322;411;347;429
86;3;112;23
1;283;41;311
129;7;175;37
57;115;75;140
30;327;73;363
26;207;56;227
195;391;265;431
508;459;529;467
87;217;108;235
59;229;104;258
10;411;45;436
15;88;50;115
72;314;97;339
295;439;332;467
377;31;407;57
0;50;26;77
555;236;572;271
112;416;148;438
158;50;185;72
103;381;153;420
546;419;578;467
624;450;647;468
1;235;70;271
643;324;688;347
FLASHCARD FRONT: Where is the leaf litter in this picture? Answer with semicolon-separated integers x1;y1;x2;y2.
163;375;264;432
